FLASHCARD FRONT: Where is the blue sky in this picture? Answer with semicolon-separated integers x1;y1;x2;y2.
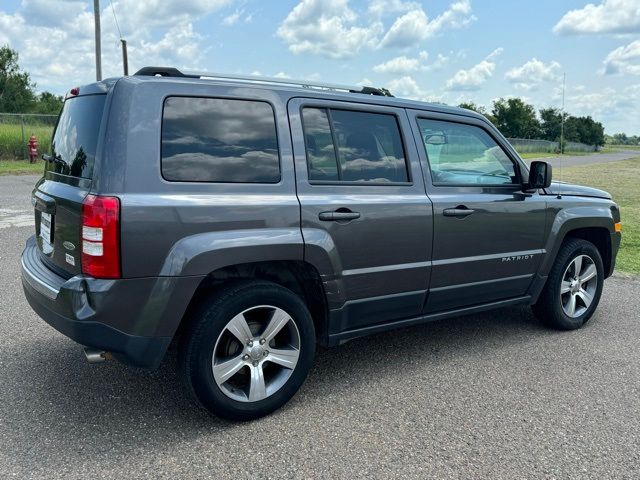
1;0;639;134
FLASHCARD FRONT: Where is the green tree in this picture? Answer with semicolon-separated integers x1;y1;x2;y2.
458;101;484;113
538;107;562;141
563;116;580;143
491;97;540;138
457;101;495;124
31;91;63;114
0;45;35;113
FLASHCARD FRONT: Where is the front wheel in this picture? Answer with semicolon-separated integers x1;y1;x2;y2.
532;238;604;330
179;281;316;421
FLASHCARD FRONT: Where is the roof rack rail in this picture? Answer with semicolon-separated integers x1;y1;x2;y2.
133;66;394;97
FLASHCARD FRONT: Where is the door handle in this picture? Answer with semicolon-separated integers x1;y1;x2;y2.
319;210;361;221
443;207;475;217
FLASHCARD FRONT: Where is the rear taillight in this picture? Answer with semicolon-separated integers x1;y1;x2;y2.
81;194;120;279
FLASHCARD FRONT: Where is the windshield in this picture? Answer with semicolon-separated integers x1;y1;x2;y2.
46;94;106;179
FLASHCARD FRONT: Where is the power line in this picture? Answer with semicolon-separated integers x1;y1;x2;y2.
109;0;123;40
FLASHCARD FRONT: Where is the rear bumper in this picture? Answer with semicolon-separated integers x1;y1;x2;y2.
21;236;203;368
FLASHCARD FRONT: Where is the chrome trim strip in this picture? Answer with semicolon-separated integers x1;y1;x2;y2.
341;261;431;277
429;273;533;292
432;249;545;266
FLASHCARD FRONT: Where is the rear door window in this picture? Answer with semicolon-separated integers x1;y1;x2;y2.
161;97;280;183
47;94;106;179
302;107;408;183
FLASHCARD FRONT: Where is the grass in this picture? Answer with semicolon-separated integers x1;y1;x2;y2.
517;150;598;159
602;144;640;152
0;160;45;176
519;152;557;159
0;122;54;160
560;156;640;275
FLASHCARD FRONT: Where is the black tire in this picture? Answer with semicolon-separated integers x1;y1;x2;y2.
178;280;316;421
532;238;604;330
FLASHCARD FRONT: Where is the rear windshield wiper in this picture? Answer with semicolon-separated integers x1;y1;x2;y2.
42;153;66;166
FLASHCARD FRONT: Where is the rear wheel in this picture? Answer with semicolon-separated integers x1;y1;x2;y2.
532;238;604;330
179;281;316;421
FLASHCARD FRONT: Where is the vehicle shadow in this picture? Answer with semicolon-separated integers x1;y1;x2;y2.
13;304;551;463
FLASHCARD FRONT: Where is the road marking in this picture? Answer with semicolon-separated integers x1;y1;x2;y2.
0;208;33;229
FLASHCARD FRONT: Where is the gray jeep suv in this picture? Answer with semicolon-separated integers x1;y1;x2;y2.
21;67;621;420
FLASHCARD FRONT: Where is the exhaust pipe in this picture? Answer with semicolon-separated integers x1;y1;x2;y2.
84;347;112;363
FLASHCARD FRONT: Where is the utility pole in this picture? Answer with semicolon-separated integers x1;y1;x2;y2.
121;39;128;75
93;0;102;81
560;72;565;154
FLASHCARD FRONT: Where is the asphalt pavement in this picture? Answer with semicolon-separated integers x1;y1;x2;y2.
1;173;639;479
527;149;639;167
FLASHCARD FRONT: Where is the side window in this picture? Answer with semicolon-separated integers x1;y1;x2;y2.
161;97;280;183
302;107;409;183
417;118;517;186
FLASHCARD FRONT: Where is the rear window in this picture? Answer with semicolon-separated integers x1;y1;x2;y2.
161;97;280;183
47;94;106;179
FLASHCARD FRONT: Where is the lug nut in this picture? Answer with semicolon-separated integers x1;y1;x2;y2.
263;351;268;356
247;340;253;347
259;338;266;345
243;354;249;360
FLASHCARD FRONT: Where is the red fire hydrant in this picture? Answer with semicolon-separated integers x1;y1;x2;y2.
27;134;39;163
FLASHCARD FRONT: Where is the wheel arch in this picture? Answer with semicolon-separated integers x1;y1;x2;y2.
173;260;330;347
539;206;616;279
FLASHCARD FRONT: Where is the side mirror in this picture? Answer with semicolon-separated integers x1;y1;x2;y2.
424;133;447;145
528;161;552;189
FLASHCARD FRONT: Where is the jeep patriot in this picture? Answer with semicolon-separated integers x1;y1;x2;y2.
21;67;621;420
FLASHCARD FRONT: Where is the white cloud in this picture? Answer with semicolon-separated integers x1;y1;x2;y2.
373;55;422;74
379;0;475;48
385;76;445;103
387;76;429;100
223;9;242;26
553;0;640;35
0;0;236;92
222;7;253;26
373;50;452;75
368;0;419;19
276;0;381;59
505;58;562;90
277;0;475;57
425;53;450;71
446;48;503;91
138;22;205;66
379;9;429;48
603;40;640;75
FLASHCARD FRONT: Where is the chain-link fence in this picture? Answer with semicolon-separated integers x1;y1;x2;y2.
564;141;597;153
506;137;597;154
506;138;558;154
0;113;57;160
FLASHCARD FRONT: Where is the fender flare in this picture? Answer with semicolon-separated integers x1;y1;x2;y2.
538;205;615;277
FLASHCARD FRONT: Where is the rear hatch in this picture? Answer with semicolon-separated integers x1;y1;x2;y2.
33;92;106;277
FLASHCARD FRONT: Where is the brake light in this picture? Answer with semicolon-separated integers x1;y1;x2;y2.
81;194;120;279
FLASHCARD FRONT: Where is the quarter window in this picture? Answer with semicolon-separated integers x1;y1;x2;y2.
302;107;409;183
417;118;517;186
161;97;280;183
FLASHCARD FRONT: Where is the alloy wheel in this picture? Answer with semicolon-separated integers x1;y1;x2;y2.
560;254;598;318
212;305;301;402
